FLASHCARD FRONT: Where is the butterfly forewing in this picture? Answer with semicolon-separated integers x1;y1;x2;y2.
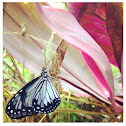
6;68;61;119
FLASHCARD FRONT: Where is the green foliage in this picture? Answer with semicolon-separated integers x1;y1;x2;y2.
17;62;32;83
111;64;120;78
49;2;68;11
3;48;32;85
91;105;95;108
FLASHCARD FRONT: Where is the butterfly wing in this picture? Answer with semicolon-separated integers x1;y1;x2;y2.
6;76;61;119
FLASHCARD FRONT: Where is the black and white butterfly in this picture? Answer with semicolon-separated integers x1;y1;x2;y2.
6;67;61;119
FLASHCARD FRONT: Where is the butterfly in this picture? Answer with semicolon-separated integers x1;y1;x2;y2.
6;67;61;119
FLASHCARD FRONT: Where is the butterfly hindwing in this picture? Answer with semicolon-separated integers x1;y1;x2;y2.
6;69;61;119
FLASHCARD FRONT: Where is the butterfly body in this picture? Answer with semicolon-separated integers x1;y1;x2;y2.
6;68;61;119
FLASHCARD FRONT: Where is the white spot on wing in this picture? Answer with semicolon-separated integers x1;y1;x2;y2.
12;98;14;102
20;90;22;92
10;110;13;113
15;93;18;97
37;106;40;109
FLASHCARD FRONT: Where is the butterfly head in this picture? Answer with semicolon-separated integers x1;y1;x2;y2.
41;67;49;78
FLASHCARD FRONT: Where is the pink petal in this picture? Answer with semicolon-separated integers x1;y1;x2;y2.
66;3;118;68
